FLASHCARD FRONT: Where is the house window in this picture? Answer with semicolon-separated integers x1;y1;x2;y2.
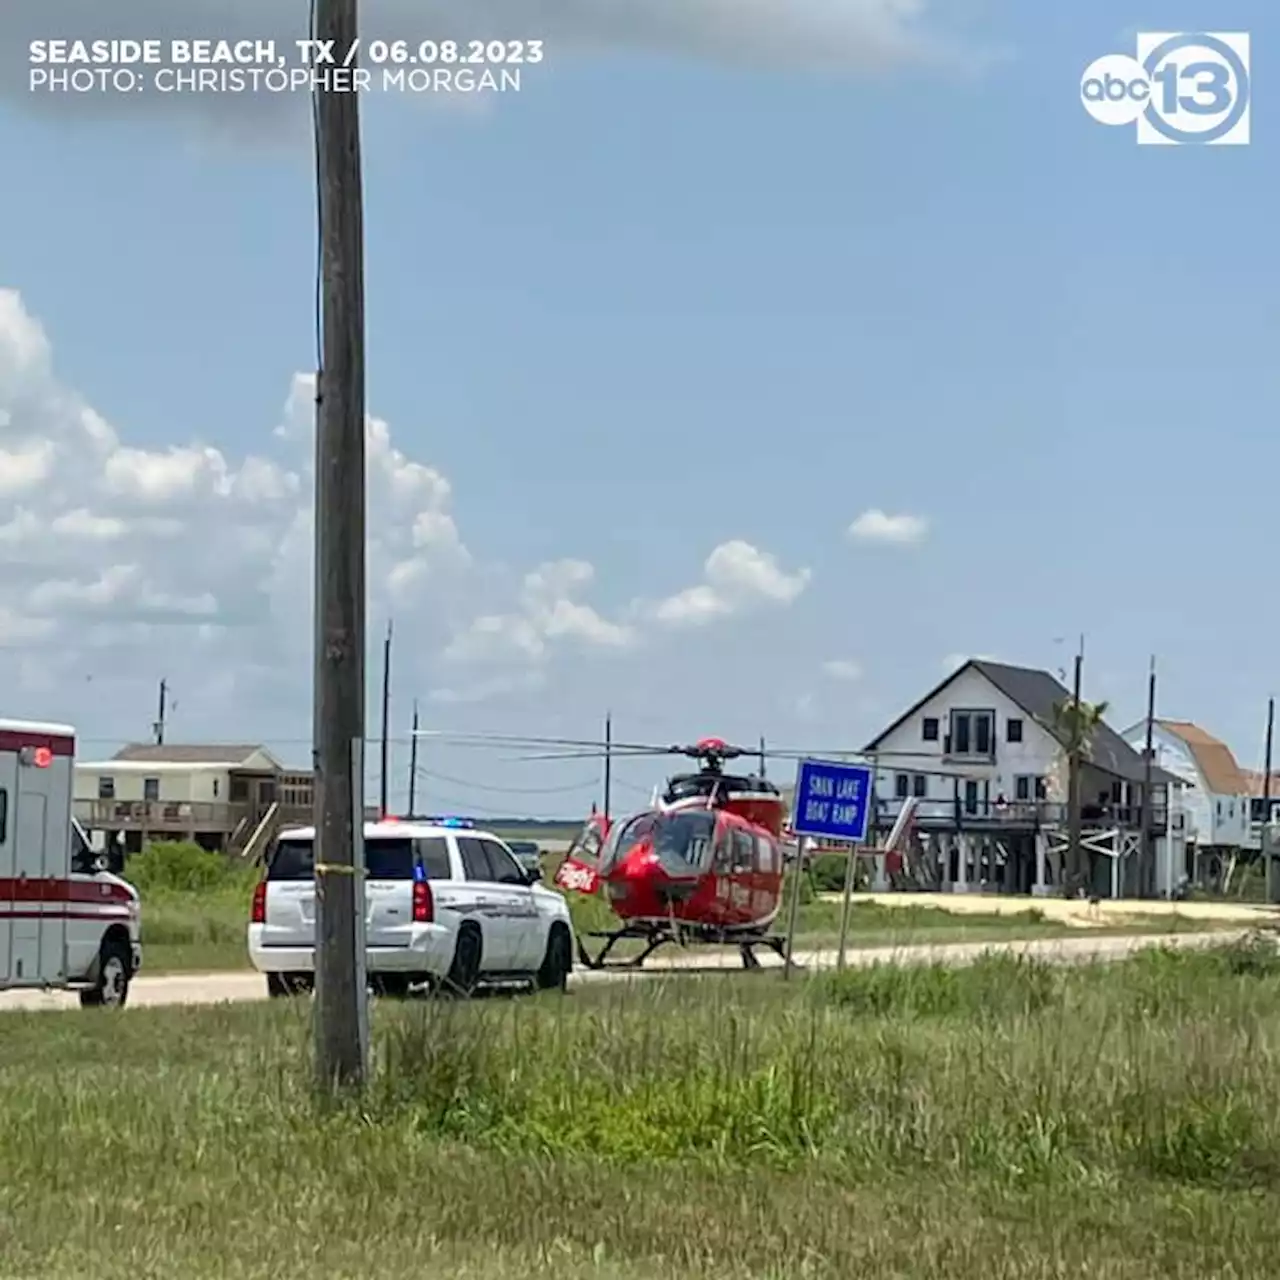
1015;775;1031;801
97;776;115;800
143;777;160;802
963;780;979;814
229;776;249;803
922;717;939;741
894;773;909;799
1007;718;1023;743
912;774;927;798
1035;776;1047;800
949;711;994;756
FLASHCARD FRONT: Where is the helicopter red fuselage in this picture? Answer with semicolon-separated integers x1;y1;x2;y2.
555;778;788;934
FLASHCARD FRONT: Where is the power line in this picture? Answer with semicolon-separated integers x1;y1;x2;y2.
413;766;600;795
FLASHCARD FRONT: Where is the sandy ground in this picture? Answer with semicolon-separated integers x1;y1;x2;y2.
819;891;1280;929
0;928;1249;1014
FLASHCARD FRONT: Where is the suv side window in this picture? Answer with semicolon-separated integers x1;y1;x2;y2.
482;840;528;886
457;836;491;881
414;836;452;879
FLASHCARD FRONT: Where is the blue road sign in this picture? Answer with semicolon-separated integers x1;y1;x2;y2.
791;758;873;843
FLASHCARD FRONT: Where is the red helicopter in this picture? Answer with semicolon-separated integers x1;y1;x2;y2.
553;737;793;968
414;729;945;971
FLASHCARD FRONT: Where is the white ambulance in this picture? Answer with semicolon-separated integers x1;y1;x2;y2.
0;718;142;1007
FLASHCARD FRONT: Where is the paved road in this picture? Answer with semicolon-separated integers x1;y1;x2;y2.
0;928;1246;1014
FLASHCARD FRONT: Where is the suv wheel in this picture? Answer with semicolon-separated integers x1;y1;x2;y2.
267;972;313;998
536;923;572;993
444;925;482;997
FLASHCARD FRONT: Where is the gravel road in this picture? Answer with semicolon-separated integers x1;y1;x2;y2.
0;927;1245;1014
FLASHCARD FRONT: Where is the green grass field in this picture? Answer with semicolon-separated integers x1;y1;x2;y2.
128;843;1225;975
4;938;1280;1277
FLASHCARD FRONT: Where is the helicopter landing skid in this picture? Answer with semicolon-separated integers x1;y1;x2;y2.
575;923;791;972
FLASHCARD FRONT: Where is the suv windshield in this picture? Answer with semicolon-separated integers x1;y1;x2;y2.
602;809;716;877
267;835;427;881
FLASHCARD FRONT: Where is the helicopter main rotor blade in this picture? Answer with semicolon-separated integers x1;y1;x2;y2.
506;748;678;762
412;728;673;754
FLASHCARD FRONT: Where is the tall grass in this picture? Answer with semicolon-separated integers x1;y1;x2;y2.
3;938;1280;1277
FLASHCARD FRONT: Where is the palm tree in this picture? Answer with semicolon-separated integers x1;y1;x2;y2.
1051;695;1110;893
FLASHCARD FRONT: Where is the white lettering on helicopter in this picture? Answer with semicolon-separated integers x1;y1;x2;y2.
556;861;598;893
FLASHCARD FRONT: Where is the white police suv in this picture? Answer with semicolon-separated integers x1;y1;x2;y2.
247;816;574;998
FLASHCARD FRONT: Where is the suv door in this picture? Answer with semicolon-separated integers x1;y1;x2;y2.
478;837;539;970
456;836;505;971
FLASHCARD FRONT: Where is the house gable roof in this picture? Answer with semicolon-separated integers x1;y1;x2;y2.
865;658;1173;785
110;743;281;769
1151;721;1246;795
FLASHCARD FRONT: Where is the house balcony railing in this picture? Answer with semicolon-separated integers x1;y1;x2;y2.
75;799;245;831
874;797;1170;831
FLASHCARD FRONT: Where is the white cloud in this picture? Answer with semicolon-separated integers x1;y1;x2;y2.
823;659;862;681
847;508;929;545
652;539;810;628
0;286;475;717
0;286;828;726
0;0;979;127
444;557;636;665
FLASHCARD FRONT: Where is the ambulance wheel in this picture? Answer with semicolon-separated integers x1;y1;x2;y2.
80;936;132;1009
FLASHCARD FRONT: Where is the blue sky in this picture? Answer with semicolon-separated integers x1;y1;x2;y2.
0;0;1274;818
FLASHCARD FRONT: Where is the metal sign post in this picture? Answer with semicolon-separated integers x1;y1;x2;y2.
836;840;858;970
786;757;874;979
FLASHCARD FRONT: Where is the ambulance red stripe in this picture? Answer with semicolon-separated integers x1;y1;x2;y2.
0;729;74;756
0;910;133;921
0;878;134;904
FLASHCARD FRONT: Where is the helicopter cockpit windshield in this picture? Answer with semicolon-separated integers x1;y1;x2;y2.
603;808;717;878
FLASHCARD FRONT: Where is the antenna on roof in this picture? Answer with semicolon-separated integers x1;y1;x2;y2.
153;678;167;745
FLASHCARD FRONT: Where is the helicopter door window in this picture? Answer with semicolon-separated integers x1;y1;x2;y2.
712;824;733;873
753;834;774;874
731;830;754;872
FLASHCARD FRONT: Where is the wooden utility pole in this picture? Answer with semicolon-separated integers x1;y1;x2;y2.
759;736;767;777
407;701;419;817
312;0;368;1094
603;711;613;821
1264;698;1275;902
153;678;167;745
1138;656;1156;897
1065;637;1084;896
379;619;392;815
